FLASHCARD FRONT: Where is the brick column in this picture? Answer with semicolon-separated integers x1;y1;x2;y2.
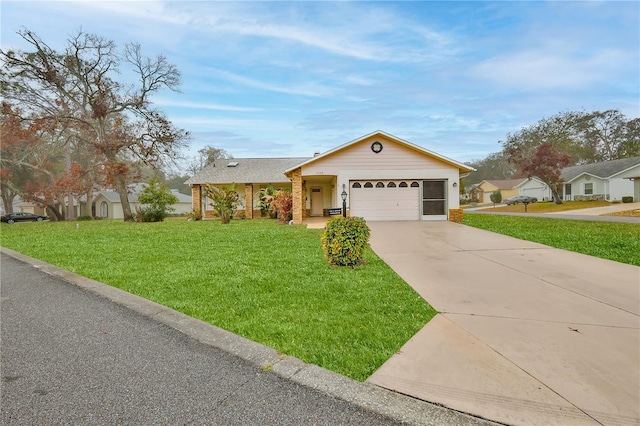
192;185;202;217
291;168;303;224
244;184;253;220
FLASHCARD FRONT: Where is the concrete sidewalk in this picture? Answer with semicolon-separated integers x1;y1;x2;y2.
366;221;640;426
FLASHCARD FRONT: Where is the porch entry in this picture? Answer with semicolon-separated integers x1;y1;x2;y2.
310;187;323;216
422;180;447;220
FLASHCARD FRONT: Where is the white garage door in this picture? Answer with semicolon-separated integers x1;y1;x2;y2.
349;180;420;221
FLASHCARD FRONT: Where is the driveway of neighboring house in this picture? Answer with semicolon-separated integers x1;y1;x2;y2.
366;221;639;426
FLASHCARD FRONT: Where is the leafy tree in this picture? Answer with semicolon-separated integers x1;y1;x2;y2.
502;111;588;166
508;143;570;205
135;178;178;222
0;29;189;221
489;190;502;205
618;118;640;158
202;183;239;224
577;110;628;162
187;146;232;175
464;151;514;185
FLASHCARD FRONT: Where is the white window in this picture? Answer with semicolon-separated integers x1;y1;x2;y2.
100;201;108;218
584;183;593;195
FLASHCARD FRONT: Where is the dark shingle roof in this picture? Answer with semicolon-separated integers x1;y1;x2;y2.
561;156;640;181
184;158;311;185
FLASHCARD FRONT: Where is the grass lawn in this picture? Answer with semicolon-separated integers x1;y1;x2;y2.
466;200;613;213
463;213;640;266
0;219;435;381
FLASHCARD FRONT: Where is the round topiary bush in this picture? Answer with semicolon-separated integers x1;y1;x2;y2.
321;216;371;267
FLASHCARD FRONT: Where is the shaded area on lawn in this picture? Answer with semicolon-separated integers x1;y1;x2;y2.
0;219;435;381
463;214;640;266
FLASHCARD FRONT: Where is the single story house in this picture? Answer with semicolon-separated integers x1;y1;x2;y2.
186;130;475;223
476;178;551;204
94;187;192;219
560;156;640;202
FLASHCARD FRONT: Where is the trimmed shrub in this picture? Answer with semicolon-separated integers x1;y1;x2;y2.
134;206;166;222
76;215;93;221
490;190;502;205
622;196;634;203
321;216;370;267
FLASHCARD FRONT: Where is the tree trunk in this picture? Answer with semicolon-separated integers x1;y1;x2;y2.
65;140;75;221
551;187;564;205
113;173;134;221
1;191;16;214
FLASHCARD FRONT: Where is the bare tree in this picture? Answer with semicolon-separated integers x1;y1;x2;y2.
1;29;189;221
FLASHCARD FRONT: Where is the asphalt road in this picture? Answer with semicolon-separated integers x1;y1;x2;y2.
1;252;492;426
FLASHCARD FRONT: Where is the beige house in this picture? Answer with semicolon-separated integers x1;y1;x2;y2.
477;178;528;204
187;131;474;223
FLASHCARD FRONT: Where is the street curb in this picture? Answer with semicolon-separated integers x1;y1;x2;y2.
1;247;498;426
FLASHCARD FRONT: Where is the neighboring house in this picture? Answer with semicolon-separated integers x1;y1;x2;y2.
560;156;640;202
477;179;525;204
187;130;475;223
94;186;192;219
625;174;640;202
477;177;551;203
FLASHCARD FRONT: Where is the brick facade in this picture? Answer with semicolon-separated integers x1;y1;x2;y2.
448;208;463;223
191;185;202;217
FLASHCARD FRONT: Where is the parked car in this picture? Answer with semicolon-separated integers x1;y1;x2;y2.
1;212;48;224
503;195;538;205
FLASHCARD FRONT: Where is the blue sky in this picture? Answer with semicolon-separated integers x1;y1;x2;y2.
2;1;638;164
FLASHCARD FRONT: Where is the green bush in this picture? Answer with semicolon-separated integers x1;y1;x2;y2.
622;196;634;203
76;215;93;221
321;216;371;267
490;190;502;204
134;206;166;222
136;178;178;222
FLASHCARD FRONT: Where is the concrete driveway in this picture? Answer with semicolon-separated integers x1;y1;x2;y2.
366;221;640;426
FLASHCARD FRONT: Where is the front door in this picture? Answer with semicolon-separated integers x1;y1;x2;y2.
422;180;447;220
310;187;323;216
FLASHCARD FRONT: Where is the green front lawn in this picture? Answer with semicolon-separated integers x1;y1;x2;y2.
468;200;613;213
463;213;640;266
0;219;435;381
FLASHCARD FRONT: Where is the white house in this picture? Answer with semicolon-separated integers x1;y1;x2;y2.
561;156;640;202
94;186;192;219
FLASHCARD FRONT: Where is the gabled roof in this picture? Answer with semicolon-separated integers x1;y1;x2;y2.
480;178;528;190
283;130;475;175
561;156;640;182
185;157;311;185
